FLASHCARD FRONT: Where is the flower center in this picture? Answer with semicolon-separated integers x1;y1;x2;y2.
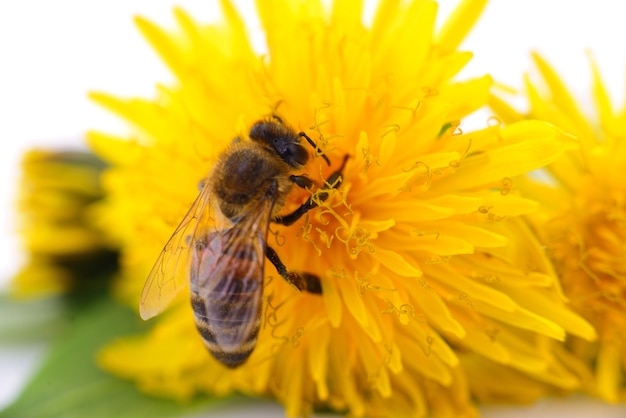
553;184;626;335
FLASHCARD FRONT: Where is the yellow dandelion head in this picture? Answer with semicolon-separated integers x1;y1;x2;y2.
92;1;595;416
13;149;117;296
491;52;626;402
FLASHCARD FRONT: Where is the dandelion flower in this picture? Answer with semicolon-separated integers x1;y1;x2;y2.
491;52;626;403
90;1;594;416
12;149;117;296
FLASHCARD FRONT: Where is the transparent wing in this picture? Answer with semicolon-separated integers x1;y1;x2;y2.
140;182;220;320
192;190;275;343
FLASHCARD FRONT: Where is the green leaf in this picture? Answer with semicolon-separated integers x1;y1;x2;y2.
0;295;64;343
1;294;230;418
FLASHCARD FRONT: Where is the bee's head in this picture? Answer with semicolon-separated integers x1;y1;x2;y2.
249;120;310;168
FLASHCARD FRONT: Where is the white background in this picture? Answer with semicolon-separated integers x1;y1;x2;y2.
1;0;626;416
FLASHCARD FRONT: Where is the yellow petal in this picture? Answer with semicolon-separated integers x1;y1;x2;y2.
488;93;525;125
589;51;619;146
531;52;597;148
435;121;579;191
435;0;489;53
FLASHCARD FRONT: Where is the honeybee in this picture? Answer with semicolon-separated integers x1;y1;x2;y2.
140;117;347;368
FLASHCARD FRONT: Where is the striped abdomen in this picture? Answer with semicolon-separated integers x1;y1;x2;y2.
189;229;264;368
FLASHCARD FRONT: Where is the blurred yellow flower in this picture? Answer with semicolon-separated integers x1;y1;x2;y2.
13;149;117;296
89;1;595;416
491;52;626;402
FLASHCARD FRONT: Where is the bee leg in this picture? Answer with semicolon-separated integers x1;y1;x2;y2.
298;131;331;166
265;246;322;294
290;175;315;190
274;155;349;226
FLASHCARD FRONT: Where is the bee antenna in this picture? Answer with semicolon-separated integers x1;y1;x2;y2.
299;132;331;166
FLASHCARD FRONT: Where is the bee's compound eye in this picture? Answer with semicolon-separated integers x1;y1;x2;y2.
283;143;309;167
